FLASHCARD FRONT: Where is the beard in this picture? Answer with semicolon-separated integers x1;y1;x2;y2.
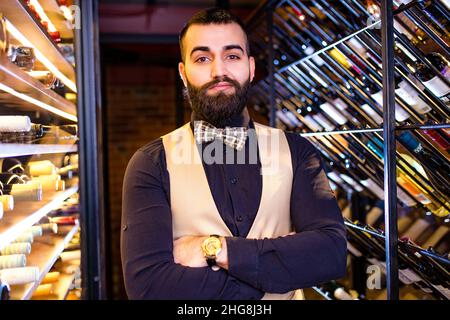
185;75;250;128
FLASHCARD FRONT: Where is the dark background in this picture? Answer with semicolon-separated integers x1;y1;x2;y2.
98;0;265;299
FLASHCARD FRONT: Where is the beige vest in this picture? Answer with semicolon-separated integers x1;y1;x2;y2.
162;122;304;300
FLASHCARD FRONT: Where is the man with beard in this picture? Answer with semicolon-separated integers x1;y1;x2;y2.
121;8;347;299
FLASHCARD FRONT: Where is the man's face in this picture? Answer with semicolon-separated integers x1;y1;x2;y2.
179;23;255;126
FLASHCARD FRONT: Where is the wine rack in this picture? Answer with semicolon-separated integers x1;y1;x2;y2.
0;0;81;300
246;0;450;300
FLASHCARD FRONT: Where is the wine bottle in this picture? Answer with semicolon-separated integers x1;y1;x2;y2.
0;254;27;269
49;216;78;226
0;242;31;255
366;136;449;215
0;181;43;201
363;76;412;122
0;158;25;174
422;225;450;250
39;222;58;234
31;174;65;192
415;52;450;105
397;130;450;196
0;266;39;285
28;160;57;176
26;226;43;238
12;232;34;244
394;74;432;115
59;250;80;262
0;173;30;185
401;218;433;242
423;129;450;152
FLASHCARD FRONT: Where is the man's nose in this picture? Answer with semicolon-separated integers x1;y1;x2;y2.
211;59;228;78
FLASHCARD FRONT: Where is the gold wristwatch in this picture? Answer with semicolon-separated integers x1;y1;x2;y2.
201;235;222;270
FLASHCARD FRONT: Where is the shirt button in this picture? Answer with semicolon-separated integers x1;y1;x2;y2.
236;216;243;222
122;225;128;231
231;178;238;184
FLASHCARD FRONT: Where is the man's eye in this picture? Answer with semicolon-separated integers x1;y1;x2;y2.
196;57;209;63
228;55;240;60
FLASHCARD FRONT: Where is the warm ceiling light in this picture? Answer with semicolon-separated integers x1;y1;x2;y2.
0;82;77;122
29;0;58;32
27;70;51;77
5;19;77;92
59;5;74;22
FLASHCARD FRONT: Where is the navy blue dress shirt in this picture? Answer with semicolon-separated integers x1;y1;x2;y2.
121;112;347;299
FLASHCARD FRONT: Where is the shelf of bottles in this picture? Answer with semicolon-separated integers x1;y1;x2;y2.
246;0;450;300
0;0;81;300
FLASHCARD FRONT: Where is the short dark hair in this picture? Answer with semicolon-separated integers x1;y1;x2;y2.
179;8;250;62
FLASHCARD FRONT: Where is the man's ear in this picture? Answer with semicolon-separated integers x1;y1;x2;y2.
249;56;255;83
178;62;188;87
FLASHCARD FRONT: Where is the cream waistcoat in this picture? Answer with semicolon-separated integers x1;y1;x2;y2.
161;121;304;300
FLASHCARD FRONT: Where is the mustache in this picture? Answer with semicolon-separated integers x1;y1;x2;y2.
200;76;241;92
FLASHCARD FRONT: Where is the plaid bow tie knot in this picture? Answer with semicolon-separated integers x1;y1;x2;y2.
194;120;248;151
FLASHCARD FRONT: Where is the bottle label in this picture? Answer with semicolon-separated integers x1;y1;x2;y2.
320;102;348;125
398;268;424;284
304;46;325;66
396;186;418;207
397;81;432;114
327;171;344;184
312;114;335;131
303;115;322;132
423;74;450;98
371;91;410;122
360;179;384;200
361;104;383;125
340;174;364;192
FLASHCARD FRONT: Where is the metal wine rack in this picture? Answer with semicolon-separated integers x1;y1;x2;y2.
245;0;450;300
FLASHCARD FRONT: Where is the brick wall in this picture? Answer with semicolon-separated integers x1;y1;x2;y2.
105;63;179;299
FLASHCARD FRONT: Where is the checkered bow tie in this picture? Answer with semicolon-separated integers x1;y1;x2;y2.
193;120;248;151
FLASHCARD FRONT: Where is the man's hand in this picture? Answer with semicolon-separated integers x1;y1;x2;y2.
173;236;208;268
173;236;228;270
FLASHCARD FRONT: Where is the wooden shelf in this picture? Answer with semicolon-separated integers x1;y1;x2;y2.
0;56;77;121
1;0;76;86
40;0;74;41
9;223;79;300
0;142;77;158
0;186;78;251
53;271;78;300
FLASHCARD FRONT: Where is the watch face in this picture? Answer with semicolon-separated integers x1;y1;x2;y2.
202;236;222;257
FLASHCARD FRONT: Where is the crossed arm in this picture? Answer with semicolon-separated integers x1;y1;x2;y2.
121;139;347;299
